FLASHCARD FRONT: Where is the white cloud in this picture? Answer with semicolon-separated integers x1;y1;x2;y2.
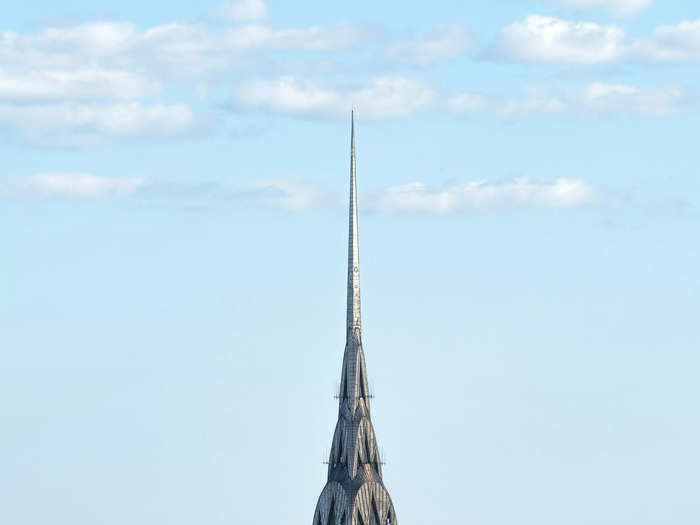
240;177;599;214
448;83;688;117
0;173;148;198
237;77;337;115
0;20;366;80
486;15;626;63
448;89;569;116
501;96;569;115
384;25;474;66
235;76;436;118
583;82;686;116
240;78;689;121
1;172;604;215
447;93;489;112
221;0;267;23
241;180;334;211
448;91;570;115
264;24;365;51
30;173;148;197
26;22;138;56
369;178;598;214
1;174;332;208
632;19;700;61
487;15;700;64
0;68;159;101
543;0;653;17
0;102;200;146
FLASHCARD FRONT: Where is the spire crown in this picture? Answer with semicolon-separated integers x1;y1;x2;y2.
312;110;397;525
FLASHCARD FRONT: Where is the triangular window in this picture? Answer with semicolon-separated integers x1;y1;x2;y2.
337;432;344;464
371;496;382;525
358;363;366;398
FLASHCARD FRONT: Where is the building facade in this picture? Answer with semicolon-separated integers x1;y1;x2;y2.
311;113;397;525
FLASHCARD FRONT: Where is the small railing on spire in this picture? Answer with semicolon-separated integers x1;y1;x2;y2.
333;382;375;400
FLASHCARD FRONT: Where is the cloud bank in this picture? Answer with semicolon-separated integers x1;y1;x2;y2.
368;178;597;214
0;5;368;145
0;2;699;147
486;15;700;64
447;82;689;117
234;76;437;118
1;173;600;215
0;102;202;147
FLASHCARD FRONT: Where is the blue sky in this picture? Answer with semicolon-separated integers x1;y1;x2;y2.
1;0;699;524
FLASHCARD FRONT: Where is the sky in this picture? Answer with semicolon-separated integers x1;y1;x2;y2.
1;0;699;523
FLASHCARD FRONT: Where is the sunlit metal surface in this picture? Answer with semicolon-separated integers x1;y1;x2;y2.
312;112;397;525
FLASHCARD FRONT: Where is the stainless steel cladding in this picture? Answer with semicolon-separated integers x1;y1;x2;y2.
311;112;397;525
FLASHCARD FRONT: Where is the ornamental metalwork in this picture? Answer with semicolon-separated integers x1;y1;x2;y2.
311;113;398;525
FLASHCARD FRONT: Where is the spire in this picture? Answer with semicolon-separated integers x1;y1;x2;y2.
347;110;361;339
312;112;397;525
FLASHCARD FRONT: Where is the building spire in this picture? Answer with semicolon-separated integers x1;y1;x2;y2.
347;110;361;339
312;110;397;525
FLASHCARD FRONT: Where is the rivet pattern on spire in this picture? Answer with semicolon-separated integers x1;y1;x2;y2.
347;110;361;338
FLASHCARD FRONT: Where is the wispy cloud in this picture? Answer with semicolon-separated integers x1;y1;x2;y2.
237;180;336;211
631;20;700;62
0;173;149;198
540;0;653;17
0;12;368;146
447;82;691;117
0;102;204;147
0;20;368;80
485;15;700;64
450;89;568;116
219;0;267;23
234;178;601;214
384;25;474;66
582;82;687;116
367;178;598;214
0;67;160;101
2;172;602;215
8;173;694;220
232;76;437;118
227;178;602;214
1;5;699;151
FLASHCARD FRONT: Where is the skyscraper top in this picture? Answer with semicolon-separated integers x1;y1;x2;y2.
312;112;397;525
